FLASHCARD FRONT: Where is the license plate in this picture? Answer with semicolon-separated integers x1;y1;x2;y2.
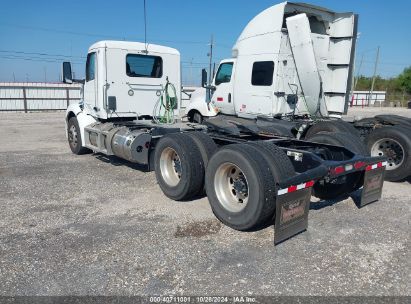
274;188;311;245
359;166;385;207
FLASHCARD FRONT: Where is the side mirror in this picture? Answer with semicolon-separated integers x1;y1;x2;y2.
201;68;207;87
62;61;73;84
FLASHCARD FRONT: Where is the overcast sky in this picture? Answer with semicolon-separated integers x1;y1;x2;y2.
0;0;410;83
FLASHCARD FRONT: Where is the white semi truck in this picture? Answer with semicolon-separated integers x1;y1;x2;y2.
185;2;411;182
63;3;389;244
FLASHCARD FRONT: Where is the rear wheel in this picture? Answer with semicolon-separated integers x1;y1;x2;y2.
154;133;205;200
307;131;368;156
205;144;294;231
307;132;364;200
186;132;217;168
305;120;361;139
67;117;90;155
367;126;411;181
246;141;295;181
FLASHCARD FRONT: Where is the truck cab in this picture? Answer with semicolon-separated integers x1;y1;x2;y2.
186;1;357;121
210;59;236;115
67;41;181;121
64;41;181;147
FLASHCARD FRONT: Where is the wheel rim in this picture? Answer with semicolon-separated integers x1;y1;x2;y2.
160;147;182;187
371;138;404;170
68;124;78;148
214;163;249;213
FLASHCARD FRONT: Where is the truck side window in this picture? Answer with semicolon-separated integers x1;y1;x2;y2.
215;62;233;85
85;52;96;82
251;61;274;86
126;54;163;78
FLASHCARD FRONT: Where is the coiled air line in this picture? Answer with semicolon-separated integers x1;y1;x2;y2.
153;77;178;124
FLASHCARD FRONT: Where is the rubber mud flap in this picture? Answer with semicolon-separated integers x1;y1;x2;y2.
359;167;385;207
274;188;312;245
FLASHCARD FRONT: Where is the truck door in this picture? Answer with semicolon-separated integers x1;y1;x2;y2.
233;58;275;117
212;61;235;115
83;52;97;108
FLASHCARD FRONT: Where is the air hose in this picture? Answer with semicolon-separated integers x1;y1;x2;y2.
153;77;178;124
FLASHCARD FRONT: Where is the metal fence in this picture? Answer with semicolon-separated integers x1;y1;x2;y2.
351;91;386;107
350;90;410;108
385;93;411;107
0;82;82;112
0;82;200;112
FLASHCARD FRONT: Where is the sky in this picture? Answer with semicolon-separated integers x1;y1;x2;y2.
0;0;410;84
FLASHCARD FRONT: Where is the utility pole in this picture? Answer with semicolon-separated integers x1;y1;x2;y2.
369;46;380;106
189;58;193;86
354;53;364;90
44;66;47;83
12;72;16;82
208;35;214;84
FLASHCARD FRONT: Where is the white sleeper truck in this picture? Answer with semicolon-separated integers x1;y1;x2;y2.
185;2;411;182
63;3;389;245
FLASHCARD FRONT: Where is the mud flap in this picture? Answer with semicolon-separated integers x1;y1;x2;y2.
274;188;312;245
359;167;385;207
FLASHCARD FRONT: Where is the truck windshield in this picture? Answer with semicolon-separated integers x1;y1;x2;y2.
126;54;163;78
215;62;233;85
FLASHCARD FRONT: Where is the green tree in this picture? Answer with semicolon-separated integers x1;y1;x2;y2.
397;67;411;94
354;66;411;94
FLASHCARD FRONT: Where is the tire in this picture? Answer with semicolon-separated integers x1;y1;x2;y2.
366;126;411;182
205;144;281;231
192;112;203;124
246;141;295;182
305;120;360;139
308;131;368;156
186;132;217;168
154;133;205;201
67;117;90;155
245;142;296;227
306;132;364;200
374;115;411;129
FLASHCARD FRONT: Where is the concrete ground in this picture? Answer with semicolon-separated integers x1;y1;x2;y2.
347;106;411;119
0;112;409;296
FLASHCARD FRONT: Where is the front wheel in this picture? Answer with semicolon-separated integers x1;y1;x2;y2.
67;117;90;155
189;111;203;124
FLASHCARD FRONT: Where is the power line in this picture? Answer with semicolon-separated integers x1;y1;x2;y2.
0;49;85;59
0;51;211;67
358;60;410;66
0;22;119;39
0;55;83;64
0;50;220;65
0;22;212;46
0;54;83;63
